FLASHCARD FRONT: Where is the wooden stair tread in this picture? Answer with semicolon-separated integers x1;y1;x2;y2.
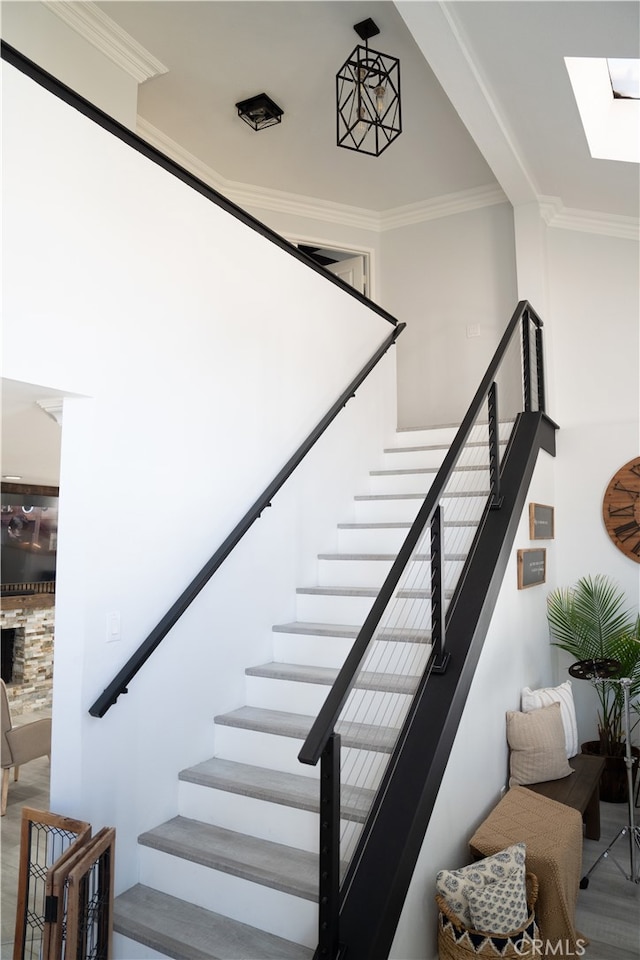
179;756;375;822
114;884;313;960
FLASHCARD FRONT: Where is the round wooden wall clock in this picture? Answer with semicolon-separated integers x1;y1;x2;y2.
602;457;640;562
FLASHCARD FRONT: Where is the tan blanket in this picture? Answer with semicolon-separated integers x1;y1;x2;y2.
469;786;584;958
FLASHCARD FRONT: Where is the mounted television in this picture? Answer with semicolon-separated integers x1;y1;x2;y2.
1;484;58;596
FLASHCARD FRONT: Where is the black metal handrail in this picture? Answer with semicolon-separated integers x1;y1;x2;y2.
299;300;543;767
300;300;545;959
89;324;405;717
0;40;398;328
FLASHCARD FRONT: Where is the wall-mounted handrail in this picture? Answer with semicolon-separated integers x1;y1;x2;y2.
89;324;405;717
298;300;543;767
0;41;397;328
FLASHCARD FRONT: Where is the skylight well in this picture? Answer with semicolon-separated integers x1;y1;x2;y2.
565;57;640;163
608;59;640;100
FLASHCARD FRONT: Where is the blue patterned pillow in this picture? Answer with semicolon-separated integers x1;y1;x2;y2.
467;872;529;934
436;842;526;928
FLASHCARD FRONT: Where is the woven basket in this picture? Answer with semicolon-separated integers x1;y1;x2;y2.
436;872;539;960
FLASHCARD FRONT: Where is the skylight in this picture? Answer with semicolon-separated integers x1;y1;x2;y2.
565;57;640;163
608;59;640;100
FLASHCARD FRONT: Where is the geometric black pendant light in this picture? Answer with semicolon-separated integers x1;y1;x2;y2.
336;18;402;156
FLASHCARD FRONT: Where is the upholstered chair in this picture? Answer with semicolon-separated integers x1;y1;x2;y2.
1;679;51;816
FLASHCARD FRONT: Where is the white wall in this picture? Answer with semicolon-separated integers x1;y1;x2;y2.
390;449;558;959
0;1;139;128
545;226;640;743
2;60;398;888
389;222;640;959
381;203;518;428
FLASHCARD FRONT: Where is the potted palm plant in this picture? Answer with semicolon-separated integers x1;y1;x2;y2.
547;574;640;802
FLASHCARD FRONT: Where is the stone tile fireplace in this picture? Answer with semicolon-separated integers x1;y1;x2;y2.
0;595;54;714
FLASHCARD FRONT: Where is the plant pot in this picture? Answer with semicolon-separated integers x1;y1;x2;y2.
581;741;640;803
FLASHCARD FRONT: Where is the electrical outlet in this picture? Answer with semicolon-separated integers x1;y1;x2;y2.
467;323;481;338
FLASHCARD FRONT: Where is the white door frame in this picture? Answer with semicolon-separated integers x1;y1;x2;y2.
286;235;377;302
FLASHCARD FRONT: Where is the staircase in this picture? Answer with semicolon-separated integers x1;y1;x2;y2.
113;424;497;959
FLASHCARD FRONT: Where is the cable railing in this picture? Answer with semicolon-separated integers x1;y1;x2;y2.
298;300;546;959
89;323;405;718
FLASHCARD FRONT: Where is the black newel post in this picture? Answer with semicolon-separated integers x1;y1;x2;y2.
318;733;341;959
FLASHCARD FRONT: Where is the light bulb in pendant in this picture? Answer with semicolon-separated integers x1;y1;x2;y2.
375;83;386;117
356;66;369;134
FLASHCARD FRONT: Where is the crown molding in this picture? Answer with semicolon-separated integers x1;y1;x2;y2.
137;117;509;233
379;184;508;230
539;195;640;241
43;1;168;83
137;118;381;230
36;398;64;425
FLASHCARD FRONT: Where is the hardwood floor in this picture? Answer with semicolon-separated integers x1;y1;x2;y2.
1;741;638;959
575;800;640;960
1;710;51;958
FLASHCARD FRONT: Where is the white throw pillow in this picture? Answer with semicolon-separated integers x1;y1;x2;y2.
521;680;579;758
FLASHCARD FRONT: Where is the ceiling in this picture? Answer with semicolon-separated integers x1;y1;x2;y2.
2;1;639;487
90;0;639;218
96;0;498;211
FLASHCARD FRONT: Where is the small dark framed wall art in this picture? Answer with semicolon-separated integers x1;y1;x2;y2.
529;503;554;540
517;548;546;590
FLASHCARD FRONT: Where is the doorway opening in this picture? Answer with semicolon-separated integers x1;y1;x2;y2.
293;241;371;298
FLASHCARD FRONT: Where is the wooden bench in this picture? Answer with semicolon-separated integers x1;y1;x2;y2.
524;753;605;840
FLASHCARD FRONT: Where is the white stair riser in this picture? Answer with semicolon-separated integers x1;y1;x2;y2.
245;675;413;726
382;444;504;471
138;847;317;949
337;525;411;553
363;639;432;674
388;423;512;449
245;676;331;715
342;686;413;727
354;494;488;524
214;725;318;779
389;426;460;447
178;781;318;851
113;933;168;960
368;471;437;496
317;557;465;589
318;556;395;588
382;448;448;470
272;631;353;668
271;632;430;671
369;468;491;496
295;591;373;625
214;725;390;789
295;591;434;626
337;523;479;554
352;498;424;523
177;780;362;856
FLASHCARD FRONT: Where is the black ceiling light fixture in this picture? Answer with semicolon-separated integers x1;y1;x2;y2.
235;93;284;131
336;18;401;156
